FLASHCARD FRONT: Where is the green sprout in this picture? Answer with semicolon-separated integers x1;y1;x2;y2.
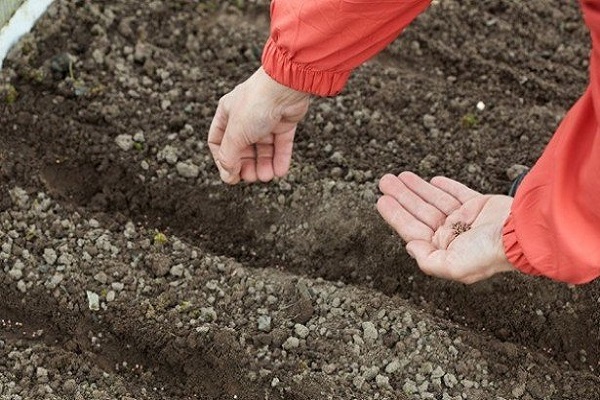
153;230;168;246
4;85;17;104
461;113;478;129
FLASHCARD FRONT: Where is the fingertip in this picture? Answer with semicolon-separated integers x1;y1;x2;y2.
398;171;417;181
378;173;399;193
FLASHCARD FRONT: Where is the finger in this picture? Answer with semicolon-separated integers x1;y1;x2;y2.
240;157;258;183
273;129;295;177
379;174;446;230
397;171;462;215
377;195;434;242
256;143;275;182
405;240;444;276
430;176;479;204
208;102;233;181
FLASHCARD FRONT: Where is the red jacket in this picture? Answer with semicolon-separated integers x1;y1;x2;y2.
262;0;600;283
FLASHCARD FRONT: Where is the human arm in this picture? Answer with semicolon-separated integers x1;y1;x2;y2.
500;0;600;284
208;0;432;184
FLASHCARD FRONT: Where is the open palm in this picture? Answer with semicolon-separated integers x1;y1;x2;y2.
377;172;515;284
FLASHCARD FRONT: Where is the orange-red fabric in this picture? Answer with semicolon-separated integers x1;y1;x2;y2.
262;0;600;283
501;0;600;283
262;0;431;96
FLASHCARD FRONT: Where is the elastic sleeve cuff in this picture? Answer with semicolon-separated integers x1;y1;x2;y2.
261;37;352;97
502;213;541;276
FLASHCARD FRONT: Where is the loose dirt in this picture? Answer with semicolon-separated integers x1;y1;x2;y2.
1;0;599;399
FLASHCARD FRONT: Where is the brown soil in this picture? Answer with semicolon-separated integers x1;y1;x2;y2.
1;0;599;399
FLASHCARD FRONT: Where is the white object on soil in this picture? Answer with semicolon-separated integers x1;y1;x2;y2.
0;0;55;69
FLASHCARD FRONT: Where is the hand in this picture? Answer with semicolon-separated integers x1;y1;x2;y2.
208;67;310;184
377;171;515;284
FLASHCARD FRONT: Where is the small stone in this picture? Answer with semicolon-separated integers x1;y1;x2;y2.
294;324;309;339
115;134;134;151
353;375;365;390
36;367;48;379
376;375;391;390
271;377;280;387
43;248;57;265
363;366;380;381
111;282;125;291
158;145;179;165
423;114;436;129
8;268;22;280
170;264;185;277
176;161;200;179
106;290;116;302
443;373;458;388
512;383;526;398
385;360;401;374
133;131;146;142
147;254;171;277
476;101;486;111
199;307;217;322
94;271;108;284
282;337;300;350
17;280;27;293
63;379;77;394
257;315;272;332
362;321;378;344
322;363;337;374
403;380;418;395
431;366;445;379
86;291;100;311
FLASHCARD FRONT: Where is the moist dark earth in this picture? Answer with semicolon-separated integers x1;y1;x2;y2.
1;0;599;399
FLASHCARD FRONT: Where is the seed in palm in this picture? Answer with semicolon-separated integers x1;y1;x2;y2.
452;222;471;238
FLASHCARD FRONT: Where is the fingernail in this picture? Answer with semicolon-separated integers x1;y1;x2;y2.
215;160;231;182
220;169;231;182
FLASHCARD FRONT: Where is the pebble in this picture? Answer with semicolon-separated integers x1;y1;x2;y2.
158;145;179;164
170;264;184;277
115;134;134;151
423;114;436;129
294;324;309;339
176;161;200;179
257;315;272;332
86;291;100;311
133;131;146;142
43;248;57;265
94;271;108;284
8;268;22;280
282;337;300;350
376;374;391;390
385;360;401;374
63;379;77;394
363;366;380;381
353;375;365;390
362;321;378;344
106;290;116;302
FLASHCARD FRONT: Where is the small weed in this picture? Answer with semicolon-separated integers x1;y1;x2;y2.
461;113;478;129
4;85;18;104
133;142;144;151
153;230;168;246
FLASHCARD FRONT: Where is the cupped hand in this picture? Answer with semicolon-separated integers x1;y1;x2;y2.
208;67;310;184
377;171;515;284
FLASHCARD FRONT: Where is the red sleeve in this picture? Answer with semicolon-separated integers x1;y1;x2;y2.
261;0;431;96
502;0;600;284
